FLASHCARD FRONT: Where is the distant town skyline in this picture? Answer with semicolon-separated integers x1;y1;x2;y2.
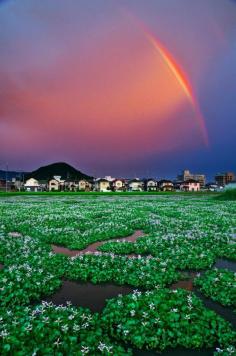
0;160;235;183
1;0;236;177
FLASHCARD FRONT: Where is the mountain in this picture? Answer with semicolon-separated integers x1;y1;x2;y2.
25;162;93;181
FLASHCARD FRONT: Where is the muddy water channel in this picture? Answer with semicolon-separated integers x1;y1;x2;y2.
51;231;236;354
49;230;144;312
52;229;144;257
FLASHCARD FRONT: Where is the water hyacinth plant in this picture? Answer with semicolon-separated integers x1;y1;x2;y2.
194;268;236;308
0;302;131;355
66;253;180;288
0;195;236;353
102;289;236;351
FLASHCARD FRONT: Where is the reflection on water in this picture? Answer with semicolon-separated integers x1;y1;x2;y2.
45;280;134;312
214;258;236;272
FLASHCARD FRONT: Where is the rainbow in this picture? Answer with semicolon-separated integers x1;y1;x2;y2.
124;11;209;146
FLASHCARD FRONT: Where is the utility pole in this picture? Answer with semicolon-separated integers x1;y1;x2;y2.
22;171;25;190
18;170;24;191
5;163;8;193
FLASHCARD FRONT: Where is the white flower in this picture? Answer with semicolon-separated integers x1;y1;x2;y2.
73;324;80;332
98;342;106;351
82;322;89;329
26;324;33;331
187;295;192;302
106;345;113;352
61;325;69;332
226;346;235;354
0;330;9;338
55;317;62;324
81;346;90;354
81;313;87;320
54;338;62;347
142;312;148;318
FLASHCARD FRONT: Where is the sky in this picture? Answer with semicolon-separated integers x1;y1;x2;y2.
0;0;236;179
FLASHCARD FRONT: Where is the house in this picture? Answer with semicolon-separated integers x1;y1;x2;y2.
12;177;24;191
0;178;19;192
24;178;42;192
180;179;200;192
128;179;143;192
158;180;174;192
112;179;125;192
78;179;92;192
177;170;205;188
48;176;65;191
64;180;79;192
173;181;181;191
94;179;111;192
144;179;158;192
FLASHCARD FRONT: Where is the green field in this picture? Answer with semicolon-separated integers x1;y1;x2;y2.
0;195;235;355
0;190;218;197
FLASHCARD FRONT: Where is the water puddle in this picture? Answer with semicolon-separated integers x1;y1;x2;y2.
214;258;236;272
170;272;196;291
133;348;213;356
52;230;144;257
45;280;134;312
194;290;236;328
